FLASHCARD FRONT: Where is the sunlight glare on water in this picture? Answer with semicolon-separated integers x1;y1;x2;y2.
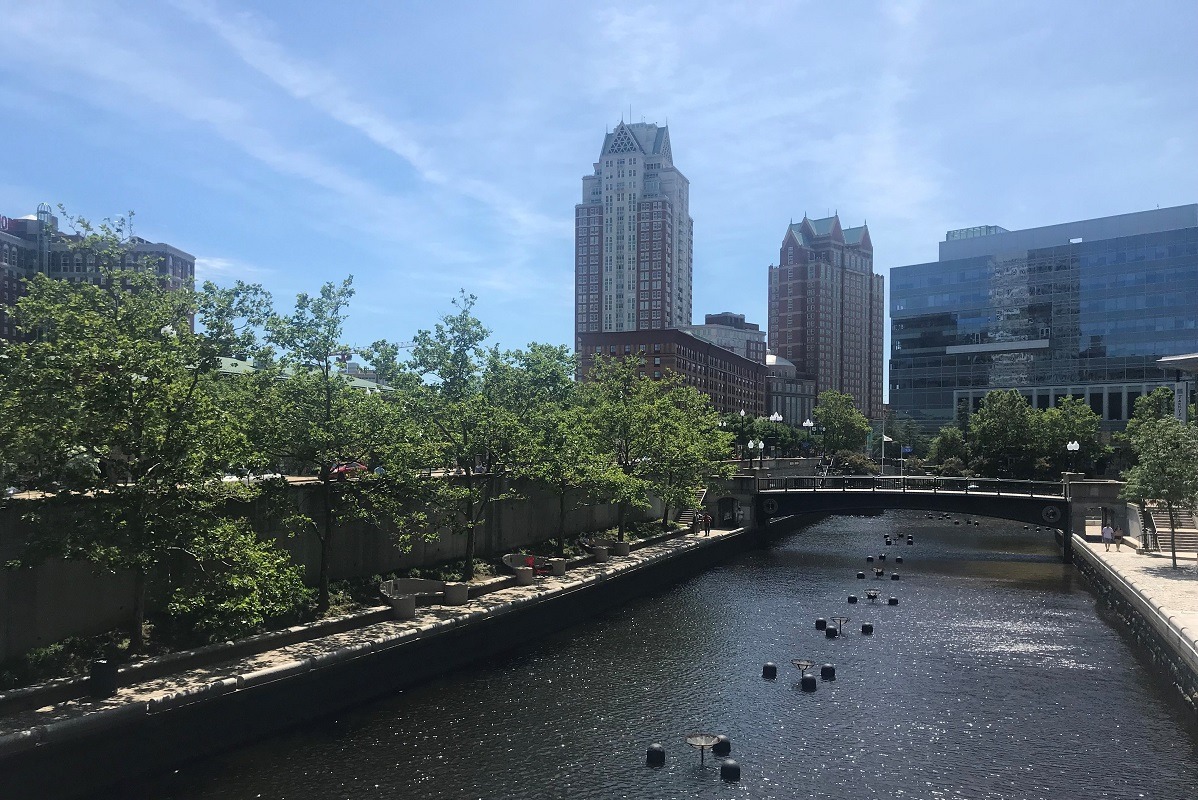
108;512;1198;800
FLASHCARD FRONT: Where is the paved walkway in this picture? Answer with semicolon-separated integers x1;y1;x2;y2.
1075;529;1198;676
0;527;739;742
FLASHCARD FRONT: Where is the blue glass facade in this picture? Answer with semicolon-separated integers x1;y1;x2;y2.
890;207;1198;429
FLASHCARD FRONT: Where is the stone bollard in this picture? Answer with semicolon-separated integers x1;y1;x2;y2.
515;566;535;586
593;546;609;563
548;558;567;576
612;540;631;556
443;582;470;605
389;594;416;620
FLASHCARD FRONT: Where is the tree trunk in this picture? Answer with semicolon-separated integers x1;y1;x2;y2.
464;523;477;580
660;502;671;530
617;500;626;541
317;477;333;612
557;489;567;557
1167;499;1178;569
463;479;477;581
127;567;147;655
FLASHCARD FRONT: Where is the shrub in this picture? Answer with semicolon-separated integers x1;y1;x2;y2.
164;520;310;643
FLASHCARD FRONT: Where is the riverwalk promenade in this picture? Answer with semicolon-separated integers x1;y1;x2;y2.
1073;530;1198;709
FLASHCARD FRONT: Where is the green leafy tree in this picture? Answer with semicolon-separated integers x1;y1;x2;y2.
254;277;433;611
1123;387;1178;442
581;357;731;537
938;456;968;478
578;356;662;540
408;292;524;581
646;381;734;527
926;425;968;466
521;402;616;554
0;212;304;651
488;343;593;556
813;391;870;454
1035;396;1107;477
968;389;1037;477
1121;416;1198;568
828;451;879;476
163;519;310;641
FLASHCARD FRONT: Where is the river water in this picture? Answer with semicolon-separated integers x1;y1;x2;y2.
106;512;1198;800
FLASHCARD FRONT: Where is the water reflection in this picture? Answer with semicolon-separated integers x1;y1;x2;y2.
105;512;1198;800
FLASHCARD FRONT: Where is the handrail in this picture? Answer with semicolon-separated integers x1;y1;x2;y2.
756;475;1066;498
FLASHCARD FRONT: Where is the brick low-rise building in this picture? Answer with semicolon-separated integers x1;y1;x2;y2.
578;328;766;416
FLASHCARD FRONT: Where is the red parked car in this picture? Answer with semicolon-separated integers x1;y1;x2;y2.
331;461;368;480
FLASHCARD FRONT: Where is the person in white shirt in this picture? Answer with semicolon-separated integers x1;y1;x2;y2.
1101;523;1115;551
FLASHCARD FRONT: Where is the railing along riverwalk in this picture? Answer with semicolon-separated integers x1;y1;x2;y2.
757;475;1066;498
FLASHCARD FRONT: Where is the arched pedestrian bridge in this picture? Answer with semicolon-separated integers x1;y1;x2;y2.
751;476;1074;561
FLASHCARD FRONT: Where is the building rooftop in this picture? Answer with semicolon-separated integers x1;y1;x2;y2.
600;121;673;164
1158;353;1198;376
938;204;1198;262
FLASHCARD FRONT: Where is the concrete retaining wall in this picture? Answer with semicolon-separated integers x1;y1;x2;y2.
0;481;662;663
1072;536;1198;719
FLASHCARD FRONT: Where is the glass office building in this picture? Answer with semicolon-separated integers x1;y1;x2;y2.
890;205;1198;430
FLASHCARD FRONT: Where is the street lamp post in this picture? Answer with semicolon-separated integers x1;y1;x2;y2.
1066;440;1080;474
748;439;765;470
802;418;815;454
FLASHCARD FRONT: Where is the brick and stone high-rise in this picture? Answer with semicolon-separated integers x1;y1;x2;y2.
767;214;884;419
574;122;693;350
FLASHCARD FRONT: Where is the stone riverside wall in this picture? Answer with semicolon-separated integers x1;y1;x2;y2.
1072;538;1198;719
1;528;752;800
0;480;662;663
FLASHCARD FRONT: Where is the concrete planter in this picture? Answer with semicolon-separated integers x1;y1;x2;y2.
443;582;470;605
548;558;567;576
611;541;631;556
388;595;417;620
515;567;535;586
593;546;609;563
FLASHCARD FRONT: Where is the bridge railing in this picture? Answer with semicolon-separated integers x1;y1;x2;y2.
757;475;1065;497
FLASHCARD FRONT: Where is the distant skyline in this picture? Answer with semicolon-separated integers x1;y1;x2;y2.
1;1;1195;373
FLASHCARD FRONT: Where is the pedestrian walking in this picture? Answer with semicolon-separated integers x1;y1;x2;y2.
1114;526;1124;551
703;513;712;536
1101;523;1114;551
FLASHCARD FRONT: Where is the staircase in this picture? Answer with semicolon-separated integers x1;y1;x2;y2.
1144;502;1198;554
675;488;709;529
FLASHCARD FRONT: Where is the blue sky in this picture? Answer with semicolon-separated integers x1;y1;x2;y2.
1;0;1195;363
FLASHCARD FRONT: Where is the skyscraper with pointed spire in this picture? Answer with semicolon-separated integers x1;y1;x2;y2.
767;214;884;419
573;121;693;350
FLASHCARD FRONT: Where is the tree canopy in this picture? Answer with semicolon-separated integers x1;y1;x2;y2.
0;213;306;649
1120;391;1198;568
813;390;871;454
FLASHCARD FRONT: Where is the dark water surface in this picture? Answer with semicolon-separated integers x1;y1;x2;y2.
108;513;1198;799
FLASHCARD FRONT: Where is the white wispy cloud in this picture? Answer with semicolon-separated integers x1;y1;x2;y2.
194;255;273;282
0;1;485;275
173;0;565;242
